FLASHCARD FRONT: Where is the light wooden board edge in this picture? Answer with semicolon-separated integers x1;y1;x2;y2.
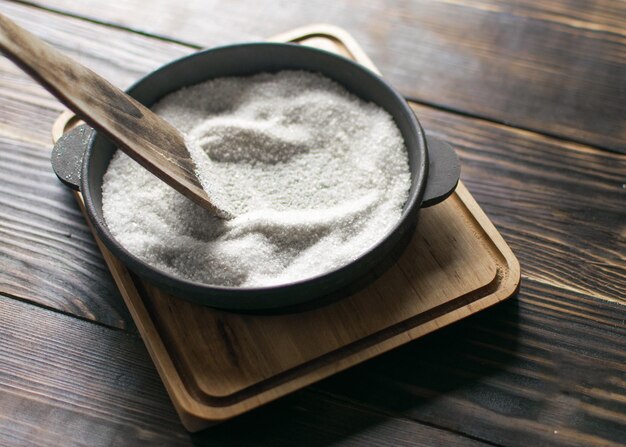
55;25;521;431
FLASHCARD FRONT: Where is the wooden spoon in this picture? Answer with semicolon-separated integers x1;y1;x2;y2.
0;13;232;219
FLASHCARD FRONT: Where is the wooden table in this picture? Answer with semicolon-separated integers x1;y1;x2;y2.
0;1;624;445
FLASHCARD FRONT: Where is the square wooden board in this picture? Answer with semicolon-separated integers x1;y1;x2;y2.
58;25;520;432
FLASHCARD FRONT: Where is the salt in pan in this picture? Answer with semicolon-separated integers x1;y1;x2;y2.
102;71;411;287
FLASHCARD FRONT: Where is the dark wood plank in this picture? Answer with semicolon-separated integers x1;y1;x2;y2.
0;294;190;446
0;133;132;328
0;1;191;328
316;278;626;447
24;0;626;152
2;278;624;446
0;0;189;145
0;294;491;447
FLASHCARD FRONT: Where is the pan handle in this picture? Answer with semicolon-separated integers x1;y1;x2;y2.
51;124;93;191
421;135;461;207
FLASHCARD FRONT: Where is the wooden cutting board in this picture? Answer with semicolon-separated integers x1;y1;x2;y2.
52;24;520;432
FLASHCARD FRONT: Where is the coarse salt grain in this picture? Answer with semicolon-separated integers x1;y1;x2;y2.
102;71;410;287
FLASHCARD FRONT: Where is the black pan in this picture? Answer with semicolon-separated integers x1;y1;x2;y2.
51;43;460;311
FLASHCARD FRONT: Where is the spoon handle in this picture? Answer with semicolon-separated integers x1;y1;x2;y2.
0;13;229;218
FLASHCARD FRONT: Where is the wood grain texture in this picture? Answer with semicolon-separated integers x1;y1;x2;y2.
1;281;623;447
316;278;626;447
193;391;495;447
0;133;131;328
0;294;190;446
0;294;493;447
24;0;626;152
0;1;190;145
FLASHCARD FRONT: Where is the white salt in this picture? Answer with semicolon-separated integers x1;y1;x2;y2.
102;71;410;287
